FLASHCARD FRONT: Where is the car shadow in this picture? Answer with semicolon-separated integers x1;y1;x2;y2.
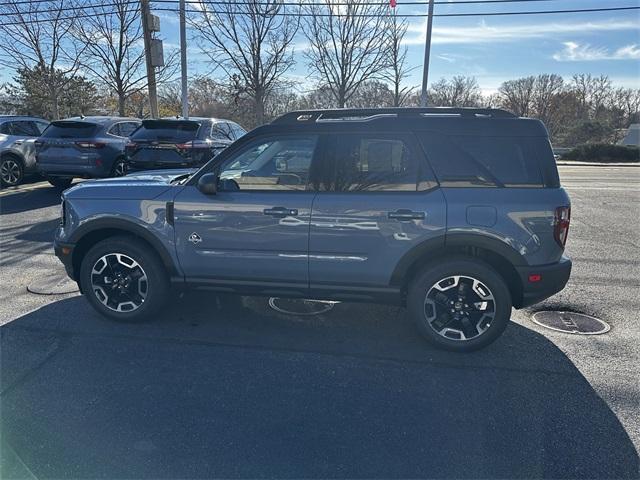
1;293;638;479
0;183;61;215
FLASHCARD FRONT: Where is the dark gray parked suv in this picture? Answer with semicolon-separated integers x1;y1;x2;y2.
0;115;49;186
126;117;246;172
36;116;141;188
54;108;572;351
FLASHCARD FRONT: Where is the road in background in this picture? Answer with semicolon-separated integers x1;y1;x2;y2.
1;166;639;478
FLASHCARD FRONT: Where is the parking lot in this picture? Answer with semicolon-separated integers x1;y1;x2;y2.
1;165;639;478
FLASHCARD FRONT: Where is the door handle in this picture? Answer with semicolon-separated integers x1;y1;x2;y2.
388;209;425;221
263;207;298;217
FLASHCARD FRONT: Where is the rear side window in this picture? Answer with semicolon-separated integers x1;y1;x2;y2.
110;121;139;137
131;120;199;142
212;122;234;141
315;134;426;192
419;134;544;188
231;123;246;139
41;122;98;138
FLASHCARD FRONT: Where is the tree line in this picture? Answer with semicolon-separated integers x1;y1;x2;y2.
1;0;638;147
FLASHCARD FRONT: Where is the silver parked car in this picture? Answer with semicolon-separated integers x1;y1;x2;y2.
0;115;49;187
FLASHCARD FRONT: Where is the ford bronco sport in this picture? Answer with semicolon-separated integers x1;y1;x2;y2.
54;108;572;351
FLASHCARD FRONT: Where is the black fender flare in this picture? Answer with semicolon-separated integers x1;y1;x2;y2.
390;233;527;286
68;217;179;276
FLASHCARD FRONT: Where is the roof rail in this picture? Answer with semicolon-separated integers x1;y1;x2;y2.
272;107;516;125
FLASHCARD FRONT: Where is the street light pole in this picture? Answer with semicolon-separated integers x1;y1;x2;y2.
420;0;435;107
179;0;188;118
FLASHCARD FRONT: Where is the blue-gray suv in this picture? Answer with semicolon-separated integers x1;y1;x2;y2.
36;116;141;188
54;108;572;351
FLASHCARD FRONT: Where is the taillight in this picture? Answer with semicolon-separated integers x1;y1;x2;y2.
554;206;571;249
75;141;105;149
176;142;193;150
125;142;137;149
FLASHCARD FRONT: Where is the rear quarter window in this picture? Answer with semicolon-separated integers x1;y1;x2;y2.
41;122;98;138
419;134;547;188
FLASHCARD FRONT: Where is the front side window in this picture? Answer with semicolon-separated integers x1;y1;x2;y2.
10;121;39;136
218;135;318;191
315;134;421;192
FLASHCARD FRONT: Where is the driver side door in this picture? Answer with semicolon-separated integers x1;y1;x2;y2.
173;134;319;290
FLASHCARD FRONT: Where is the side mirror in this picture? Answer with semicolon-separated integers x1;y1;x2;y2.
197;173;218;195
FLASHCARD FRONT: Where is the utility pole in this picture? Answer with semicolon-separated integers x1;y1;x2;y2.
420;0;435;107
141;0;159;118
179;0;188;118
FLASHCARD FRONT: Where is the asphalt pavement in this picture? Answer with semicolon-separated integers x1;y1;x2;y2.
0;166;639;478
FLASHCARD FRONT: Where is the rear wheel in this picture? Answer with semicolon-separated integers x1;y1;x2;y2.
0;156;24;187
48;177;73;189
80;236;169;322
407;257;512;352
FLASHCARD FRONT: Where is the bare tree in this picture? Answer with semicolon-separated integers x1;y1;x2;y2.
71;0;144;116
0;0;87;119
498;76;536;117
531;74;565;137
303;0;391;108
383;11;415;107
429;76;482;107
190;0;299;125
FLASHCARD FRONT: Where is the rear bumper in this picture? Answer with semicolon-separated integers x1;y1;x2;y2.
38;163;109;178
515;255;572;308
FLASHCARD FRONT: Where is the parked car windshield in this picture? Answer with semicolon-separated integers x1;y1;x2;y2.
41;121;98;138
131;120;200;143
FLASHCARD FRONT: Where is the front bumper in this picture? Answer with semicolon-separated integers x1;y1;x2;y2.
515;255;572;308
54;239;76;281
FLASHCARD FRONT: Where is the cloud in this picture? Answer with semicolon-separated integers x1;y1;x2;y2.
552;42;640;61
403;19;639;45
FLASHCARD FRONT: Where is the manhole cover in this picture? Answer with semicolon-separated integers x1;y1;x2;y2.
532;311;610;335
268;298;338;316
27;271;79;295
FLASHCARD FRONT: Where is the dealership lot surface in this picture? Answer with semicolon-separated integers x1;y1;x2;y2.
1;166;639;478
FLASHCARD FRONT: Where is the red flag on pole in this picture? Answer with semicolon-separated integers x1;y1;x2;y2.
390;0;397;7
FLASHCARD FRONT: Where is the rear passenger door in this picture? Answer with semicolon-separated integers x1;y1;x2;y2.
308;132;446;291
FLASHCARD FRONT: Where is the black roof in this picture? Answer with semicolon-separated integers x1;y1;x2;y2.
267;107;547;137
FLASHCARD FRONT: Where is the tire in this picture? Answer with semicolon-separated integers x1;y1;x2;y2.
48;177;73;189
79;236;169;322
407;257;512;352
0;155;24;187
111;157;127;177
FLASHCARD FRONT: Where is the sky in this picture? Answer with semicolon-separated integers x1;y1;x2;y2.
1;0;638;95
154;0;640;95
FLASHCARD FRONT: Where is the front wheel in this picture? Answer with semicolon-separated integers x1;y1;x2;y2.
407;257;512;352
1;156;24;187
48;177;73;189
79;236;169;321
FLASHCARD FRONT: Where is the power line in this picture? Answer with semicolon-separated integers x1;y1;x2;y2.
0;1;138;16
0;0;600;7
0;4;638;25
157;5;640;17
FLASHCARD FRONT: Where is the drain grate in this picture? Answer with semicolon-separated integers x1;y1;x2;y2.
268;298;338;316
532;311;610;335
27;271;79;295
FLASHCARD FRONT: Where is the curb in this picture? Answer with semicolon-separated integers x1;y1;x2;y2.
557;161;640;167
